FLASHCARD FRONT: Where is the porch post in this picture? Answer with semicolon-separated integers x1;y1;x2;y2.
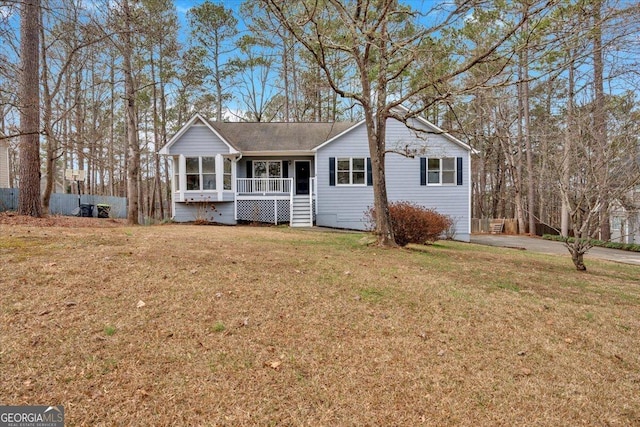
274;199;278;225
216;154;223;199
178;155;186;202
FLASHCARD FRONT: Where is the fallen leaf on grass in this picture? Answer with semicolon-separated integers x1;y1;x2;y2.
265;360;282;370
516;368;532;377
136;300;146;308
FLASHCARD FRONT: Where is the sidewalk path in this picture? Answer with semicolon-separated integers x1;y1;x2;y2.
470;234;640;266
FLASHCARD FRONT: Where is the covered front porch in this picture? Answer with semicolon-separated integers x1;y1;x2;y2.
235;177;316;227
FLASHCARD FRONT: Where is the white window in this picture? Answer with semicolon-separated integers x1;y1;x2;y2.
612;217;622;230
173;156;180;191
223;158;232;190
337;157;366;185
186;156;216;191
428;157;456;185
253;160;282;178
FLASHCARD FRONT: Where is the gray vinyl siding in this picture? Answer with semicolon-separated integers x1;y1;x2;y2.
173;201;236;224
316;118;471;241
315;123;373;230
166;124;232;156
0;142;9;188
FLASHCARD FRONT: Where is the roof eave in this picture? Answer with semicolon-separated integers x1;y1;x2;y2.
241;150;315;157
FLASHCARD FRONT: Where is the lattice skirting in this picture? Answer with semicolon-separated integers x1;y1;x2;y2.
236;199;290;224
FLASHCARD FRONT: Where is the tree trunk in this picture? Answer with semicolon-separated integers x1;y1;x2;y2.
593;0;610;242
18;0;42;218
522;10;536;236
123;0;140;225
570;247;587;271
561;49;575;237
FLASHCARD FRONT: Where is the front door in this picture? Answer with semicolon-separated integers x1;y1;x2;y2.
295;161;310;195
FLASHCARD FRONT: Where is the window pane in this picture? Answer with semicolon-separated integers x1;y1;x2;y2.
203;174;216;190
269;161;281;178
353;172;365;184
224;158;232;173
186;174;199;190
186;157;199;174
442;158;455;171
173;157;180;174
254;161;267;178
428;158;440;171
202;157;215;173
337;171;350;184
428;171;440;184
442;171;455;184
337;159;350;171
352;158;365;171
223;175;232;190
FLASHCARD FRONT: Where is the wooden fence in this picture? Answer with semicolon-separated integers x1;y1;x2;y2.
0;188;127;218
472;218;519;234
472;218;562;236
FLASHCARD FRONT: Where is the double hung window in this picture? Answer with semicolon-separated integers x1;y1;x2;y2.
337;157;366;185
427;157;456;185
186;156;216;191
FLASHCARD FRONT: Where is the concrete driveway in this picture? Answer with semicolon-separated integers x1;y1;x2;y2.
470;234;640;266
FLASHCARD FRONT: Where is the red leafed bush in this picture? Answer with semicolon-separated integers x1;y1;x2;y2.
366;201;453;246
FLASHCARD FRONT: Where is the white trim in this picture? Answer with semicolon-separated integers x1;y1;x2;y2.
252;160;283;179
241;150;314;156
178;155;186;202
184;155;217;191
426;157;457;186
159;113;240;155
335;157;367;186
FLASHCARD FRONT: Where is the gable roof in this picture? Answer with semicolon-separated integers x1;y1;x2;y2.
208;121;356;153
313;107;472;152
159;113;240;155
160;107;471;155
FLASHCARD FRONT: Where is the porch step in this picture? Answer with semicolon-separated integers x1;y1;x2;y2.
291;195;313;227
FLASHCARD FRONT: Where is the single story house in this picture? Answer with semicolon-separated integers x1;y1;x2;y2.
159;111;472;242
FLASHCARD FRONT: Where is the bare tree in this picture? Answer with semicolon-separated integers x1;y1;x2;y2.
261;0;540;246
121;0;140;224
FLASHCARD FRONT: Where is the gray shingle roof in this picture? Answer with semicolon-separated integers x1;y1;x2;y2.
208;121;357;152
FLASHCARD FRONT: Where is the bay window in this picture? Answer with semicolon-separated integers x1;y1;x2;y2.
186;156;216;191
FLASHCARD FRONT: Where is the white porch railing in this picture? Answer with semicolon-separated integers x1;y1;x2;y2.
236;178;293;194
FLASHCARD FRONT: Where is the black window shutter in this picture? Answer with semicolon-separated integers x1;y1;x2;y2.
329;157;336;186
246;160;253;178
457;157;463;185
282;161;288;178
367;158;373;186
420;158;427;186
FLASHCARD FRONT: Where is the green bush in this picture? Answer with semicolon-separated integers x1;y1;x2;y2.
367;201;453;247
542;234;640;252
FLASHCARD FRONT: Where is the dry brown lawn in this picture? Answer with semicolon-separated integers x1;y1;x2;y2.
1;215;639;426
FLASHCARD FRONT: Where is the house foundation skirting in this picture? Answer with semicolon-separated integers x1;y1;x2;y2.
236;198;290;225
